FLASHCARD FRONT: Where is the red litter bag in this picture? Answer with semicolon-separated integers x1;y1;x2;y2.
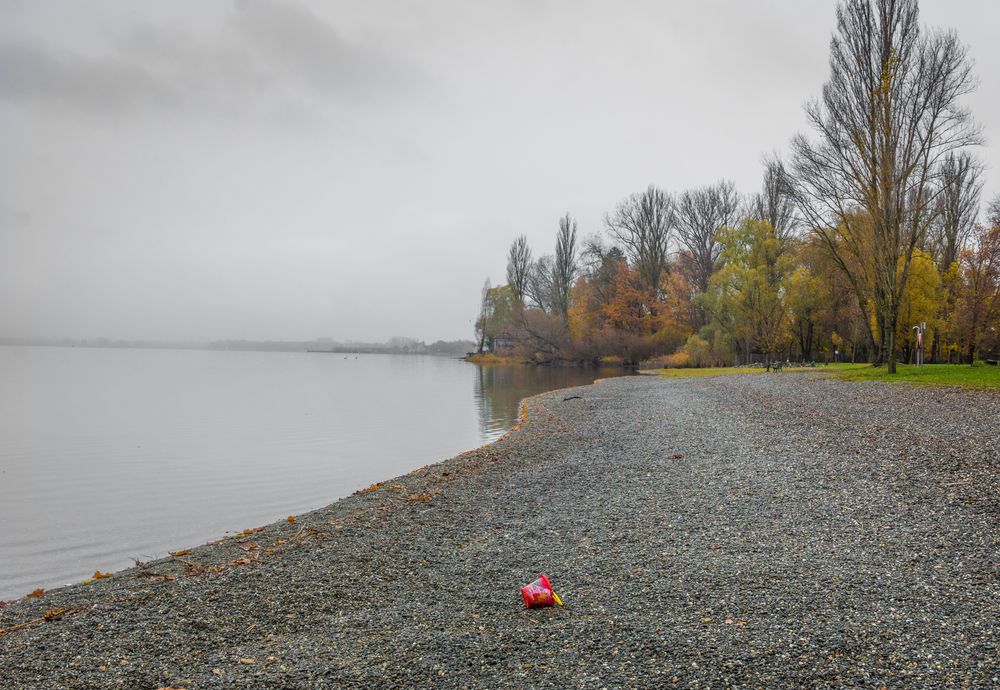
521;573;563;608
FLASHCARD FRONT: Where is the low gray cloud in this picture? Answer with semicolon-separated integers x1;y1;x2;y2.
0;0;420;117
0;0;996;343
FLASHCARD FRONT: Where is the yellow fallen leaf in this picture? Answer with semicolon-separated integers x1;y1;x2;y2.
92;571;112;580
287;515;297;524
169;549;191;557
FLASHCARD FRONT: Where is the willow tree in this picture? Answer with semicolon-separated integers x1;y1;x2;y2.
789;0;980;372
706;219;795;366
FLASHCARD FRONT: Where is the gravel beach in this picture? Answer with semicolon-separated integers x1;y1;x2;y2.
1;373;998;688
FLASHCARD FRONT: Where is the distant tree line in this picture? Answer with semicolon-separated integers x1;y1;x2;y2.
249;336;475;356
475;0;999;370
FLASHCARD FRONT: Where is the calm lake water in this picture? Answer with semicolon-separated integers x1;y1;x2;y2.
0;346;624;599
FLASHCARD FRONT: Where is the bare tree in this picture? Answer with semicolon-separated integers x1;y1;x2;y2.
579;234;610;274
552;213;578;319
925;152;982;362
505;235;533;304
605;185;674;296
749;158;797;242
789;0;981;372
987;193;1000;229
930;152;983;271
526;255;555;313
675;180;741;294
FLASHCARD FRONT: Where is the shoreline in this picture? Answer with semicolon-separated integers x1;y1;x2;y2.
0;382;543;605
2;375;997;688
463;351;639;369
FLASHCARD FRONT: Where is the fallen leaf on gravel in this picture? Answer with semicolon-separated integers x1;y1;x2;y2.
212;668;223;676
707;544;722;550
408;493;434;502
239;657;256;665
287;515;296;524
43;608;68;621
92;571;112;580
169;549;191;557
26;588;44;598
0;600;6;608
670;453;685;459
232;558;254;565
241;527;264;535
701;617;714;623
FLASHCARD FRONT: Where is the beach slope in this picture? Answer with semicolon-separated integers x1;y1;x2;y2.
1;375;997;688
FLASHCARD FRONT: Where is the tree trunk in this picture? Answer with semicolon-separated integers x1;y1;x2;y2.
886;312;898;374
873;311;886;365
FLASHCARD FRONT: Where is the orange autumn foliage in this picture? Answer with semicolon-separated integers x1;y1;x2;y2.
569;262;690;361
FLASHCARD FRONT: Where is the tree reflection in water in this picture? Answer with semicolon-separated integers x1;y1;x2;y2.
472;364;630;441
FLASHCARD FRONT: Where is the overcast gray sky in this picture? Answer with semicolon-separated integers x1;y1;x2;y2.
1;0;997;343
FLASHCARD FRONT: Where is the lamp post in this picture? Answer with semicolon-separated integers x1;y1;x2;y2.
912;322;926;367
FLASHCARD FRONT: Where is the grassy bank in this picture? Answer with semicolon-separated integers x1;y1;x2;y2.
830;362;1000;388
645;362;1000;388
462;352;525;365
651;366;767;378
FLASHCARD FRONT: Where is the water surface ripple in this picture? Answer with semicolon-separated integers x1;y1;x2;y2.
0;346;623;599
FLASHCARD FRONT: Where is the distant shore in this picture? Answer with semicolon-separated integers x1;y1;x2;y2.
463;351;637;368
2;374;997;688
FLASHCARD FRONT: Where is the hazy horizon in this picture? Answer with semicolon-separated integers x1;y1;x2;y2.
2;0;998;343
